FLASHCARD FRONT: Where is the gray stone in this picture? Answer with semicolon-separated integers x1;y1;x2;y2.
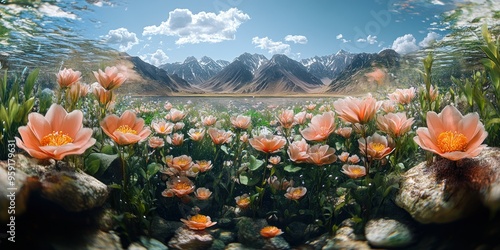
51;230;122;249
236;217;268;249
396;147;500;224
1;154;109;213
0;161;30;220
225;243;258;250
168;226;214;250
263;236;290;250
364;218;414;248
208;239;226;250
150;215;184;244
323;219;370;250
217;230;236;245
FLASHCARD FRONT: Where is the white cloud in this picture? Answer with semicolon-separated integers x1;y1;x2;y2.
336;34;343;39
103;28;139;51
141;49;169;66
284;35;308;44
419;31;440;47
391;34;419;54
357;35;378;44
252;36;291;55
142;8;250;45
431;0;445;5
39;3;77;19
336;34;350;43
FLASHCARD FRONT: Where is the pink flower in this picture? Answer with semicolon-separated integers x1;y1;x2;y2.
194;188;212;200
231;115;252;130
358;132;394;160
162;176;195;198
207;128;233;145
180;214;217;230
301;111;336;142
339;152;350;162
148;136;164;148
152;120;175;135
100;110;151;145
307;144;337;166
341;165;366;179
192;160;213;172
167;133;184;146
388;87;416;105
413;105;488;161
167;108;186;122
16;104;95;160
287;139;310;163
188;128;205;141
166;155;193;171
56;68;81;88
284;186;307;200
335;127;352;139
202;115;217;126
376;112;415;137
333;95;380;124
249;135;286;154
294;111;308;125
268;156;281;165
93;66;127;90
278;110;295;129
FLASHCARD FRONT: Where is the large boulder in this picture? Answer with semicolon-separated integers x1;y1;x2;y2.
396;147;500;224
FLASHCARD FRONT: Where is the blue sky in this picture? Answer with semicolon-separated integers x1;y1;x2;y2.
76;0;457;65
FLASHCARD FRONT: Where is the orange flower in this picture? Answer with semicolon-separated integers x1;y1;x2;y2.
151;120;174;135
56;68;81;88
376;112;415;137
278;109;295;129
148;136;164;148
301;111;336;142
307;144;337;166
164;101;173;111
100;110;151;145
365;67;387;85
167;155;193;171
167;108;186;122
428;85;439;102
162;176;195;198
260;226;284;238
92;83;115;107
267;176;294;191
341;165;366;179
335;127;352;139
207;128;233;145
348;154;360;164
180;214;217;230
268;156;281;165
188;128;205;141
93;66;126;90
338;152;350;162
333;95;380;124
287;138;310;163
294;111;308;125
380;100;396;113
231;115;252;130
235;194;251;209
249;135;286;154
202;115;217;126
358;132;394;160
194;187;212;200
193;160;213;172
388;87;416;105
284;186;307;200
167;133;184;146
414;105;488;161
16;104;96;160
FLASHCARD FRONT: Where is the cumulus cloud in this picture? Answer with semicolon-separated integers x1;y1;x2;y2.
103;28;139;51
140;49;169;67
252;36;291;55
336;34;350;43
391;34;419;54
284;35;308;44
357;35;378;44
142;8;250;45
39;3;77;19
419;31;440;47
336;34;343;39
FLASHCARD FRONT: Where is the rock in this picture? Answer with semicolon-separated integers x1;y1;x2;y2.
129;237;168;250
217;230;236;245
51;230;122;249
225;242;258;250
396;147;500;223
1;154;108;215
0;162;32;220
477;147;500;212
236;217;268;249
150;216;184;244
263;236;291;250
364;218;414;248
323;219;370;250
208;239;226;250
168;226;214;250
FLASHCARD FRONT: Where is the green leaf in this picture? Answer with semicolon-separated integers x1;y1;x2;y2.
109;183;122;189
284;164;302;173
248;155;264;171
239;172;259;186
486;118;500;127
146;162;161;179
84;152;119;176
24;68;39;99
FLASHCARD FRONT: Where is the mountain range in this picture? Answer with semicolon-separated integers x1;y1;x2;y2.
116;48;413;96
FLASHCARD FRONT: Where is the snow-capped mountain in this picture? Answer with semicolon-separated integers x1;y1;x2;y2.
159;56;230;85
300;49;354;83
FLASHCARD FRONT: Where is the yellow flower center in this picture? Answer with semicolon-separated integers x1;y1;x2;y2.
292;189;303;197
370;142;386;152
41;131;73;146
115;125;137;134
190;214;208;223
351;167;364;175
237;197;250;207
173;182;192;191
437;131;468;153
